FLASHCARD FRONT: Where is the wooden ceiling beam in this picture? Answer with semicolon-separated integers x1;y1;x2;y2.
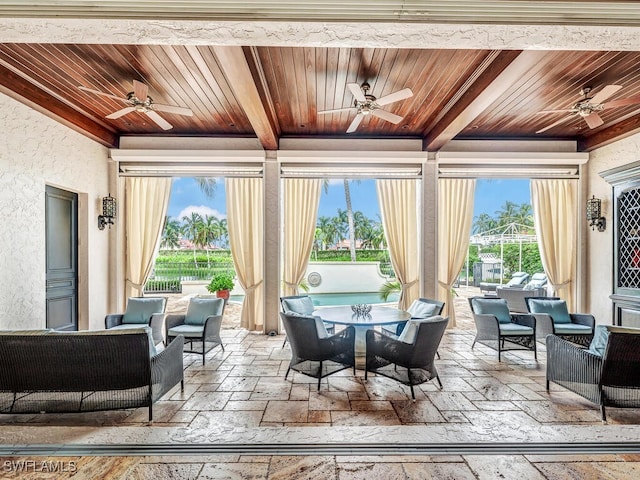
423;50;546;151
213;46;279;150
0;61;117;148
579;116;640;151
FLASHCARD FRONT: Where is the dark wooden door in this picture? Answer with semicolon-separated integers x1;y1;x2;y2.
45;185;78;331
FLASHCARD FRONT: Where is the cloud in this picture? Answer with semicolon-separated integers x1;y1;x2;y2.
177;205;226;220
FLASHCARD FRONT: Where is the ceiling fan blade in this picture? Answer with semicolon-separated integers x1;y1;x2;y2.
371;108;403;124
583;112;604;129
79;85;128;103
347;83;366;103
133;80;149;101
318;107;356;114
105;106;136;119
590;84;622;105
346;113;364;133
145;110;173;130
375;88;413;106
536;115;574;134
152;103;193;116
536;108;577;114
602;96;640;109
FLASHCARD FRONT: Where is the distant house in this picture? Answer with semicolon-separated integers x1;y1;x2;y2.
330;239;363;250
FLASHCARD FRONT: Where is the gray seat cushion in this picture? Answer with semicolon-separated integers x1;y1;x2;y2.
554;323;593;335
167;324;205;338
499;323;534;335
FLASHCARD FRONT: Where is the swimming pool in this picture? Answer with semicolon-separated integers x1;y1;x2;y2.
229;292;399;306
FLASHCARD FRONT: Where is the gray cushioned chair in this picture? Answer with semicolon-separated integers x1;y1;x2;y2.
280;312;355;390
280;295;334;347
105;296;166;346
547;325;640;421
381;298;445;337
525;297;594;346
165;296;226;365
366;315;448;400
468;296;537;362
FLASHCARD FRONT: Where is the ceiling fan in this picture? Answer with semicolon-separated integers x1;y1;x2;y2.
79;80;193;130
536;85;640;134
318;82;413;133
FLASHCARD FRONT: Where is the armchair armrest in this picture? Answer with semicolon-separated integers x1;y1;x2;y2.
473;313;501;336
203;315;224;340
105;314;124;329
165;314;186;338
512;313;535;329
366;329;415;365
319;325;356;359
530;313;554;338
570;313;596;329
546;335;603;391
151;335;184;401
149;312;166;345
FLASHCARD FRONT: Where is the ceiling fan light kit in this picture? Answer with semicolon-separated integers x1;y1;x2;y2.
79;80;193;131
536;84;640;134
318;81;413;133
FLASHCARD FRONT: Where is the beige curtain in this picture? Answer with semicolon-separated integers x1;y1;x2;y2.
530;179;577;311
438;178;476;327
282;178;322;297
226;177;264;331
125;177;172;298
376;179;420;311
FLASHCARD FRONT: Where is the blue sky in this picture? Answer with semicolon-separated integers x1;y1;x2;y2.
167;177;531;222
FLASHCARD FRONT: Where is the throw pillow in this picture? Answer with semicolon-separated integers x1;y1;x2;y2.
471;298;512;324
587;325;610;357
528;299;571;324
407;300;439;318
185;297;225;326
122;297;165;324
398;315;443;344
282;296;315;315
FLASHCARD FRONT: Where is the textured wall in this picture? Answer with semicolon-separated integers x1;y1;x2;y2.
0;93;110;330
587;132;640;324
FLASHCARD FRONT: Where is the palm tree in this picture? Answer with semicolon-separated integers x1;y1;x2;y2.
201;215;221;268
343;179;357;262
495;200;519;228
194;178;217;199
515;203;534;231
182;212;204;266
473;213;498;234
160;217;182;250
316;216;334;250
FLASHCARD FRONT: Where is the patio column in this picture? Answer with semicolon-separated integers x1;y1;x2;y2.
263;154;280;334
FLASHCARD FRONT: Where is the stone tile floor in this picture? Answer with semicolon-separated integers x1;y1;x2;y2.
2;287;640;478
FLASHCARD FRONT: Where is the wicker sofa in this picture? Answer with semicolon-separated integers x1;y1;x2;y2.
0;328;184;421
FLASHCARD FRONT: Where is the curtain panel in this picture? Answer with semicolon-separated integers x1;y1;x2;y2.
530;179;577;311
226;177;264;331
282;178;322;297
437;178;476;327
376;179;420;311
125;177;172;298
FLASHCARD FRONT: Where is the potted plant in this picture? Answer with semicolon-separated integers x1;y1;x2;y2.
207;272;235;300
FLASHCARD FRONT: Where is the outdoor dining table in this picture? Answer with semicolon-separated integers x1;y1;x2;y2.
312;305;411;359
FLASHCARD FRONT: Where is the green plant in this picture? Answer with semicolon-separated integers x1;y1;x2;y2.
207;272;235;292
379;280;401;301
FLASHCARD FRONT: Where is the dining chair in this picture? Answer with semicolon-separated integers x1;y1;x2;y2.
381;298;445;337
279;295;334;347
280;312;355;390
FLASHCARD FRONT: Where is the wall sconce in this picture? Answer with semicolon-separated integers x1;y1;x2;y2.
98;194;116;230
586;195;606;232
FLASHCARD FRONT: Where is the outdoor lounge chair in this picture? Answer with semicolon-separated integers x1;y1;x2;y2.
280;312;355;390
381;298;445;336
525;297;594;346
366;315;448;400
165;296;226;365
468;296;537;362
280;295;334;347
105;296;166;346
546;325;640;421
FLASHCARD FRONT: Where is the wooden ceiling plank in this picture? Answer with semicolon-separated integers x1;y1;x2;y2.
579;114;640;151
423;50;543;151
213;46;278;150
0;61;117;147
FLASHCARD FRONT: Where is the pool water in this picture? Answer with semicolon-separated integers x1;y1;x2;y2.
229;292;399;306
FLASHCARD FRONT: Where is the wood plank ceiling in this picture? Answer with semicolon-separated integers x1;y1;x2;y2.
2;42;640;151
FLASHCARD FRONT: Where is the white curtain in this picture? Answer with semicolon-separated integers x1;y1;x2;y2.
125;177;172;298
438;178;476;327
530;179;577;311
282;178;322;297
226;177;264;331
376;179;420;310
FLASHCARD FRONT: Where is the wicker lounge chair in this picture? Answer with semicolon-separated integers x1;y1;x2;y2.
546;325;640;421
165;296;226;365
280;312;355;390
468;296;537;361
366;315;448;400
526;297;594;346
105;296;166;346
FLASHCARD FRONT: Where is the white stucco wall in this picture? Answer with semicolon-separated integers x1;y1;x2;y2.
303;262;390;294
587;132;640;324
0;92;110;330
